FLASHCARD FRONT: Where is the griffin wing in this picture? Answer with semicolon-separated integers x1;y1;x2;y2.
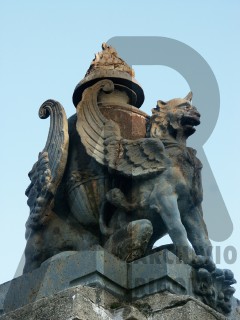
25;100;69;236
77;80;168;178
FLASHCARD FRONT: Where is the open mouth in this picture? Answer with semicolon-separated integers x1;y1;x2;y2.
181;114;200;127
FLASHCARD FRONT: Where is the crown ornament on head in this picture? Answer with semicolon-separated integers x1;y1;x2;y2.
72;43;144;108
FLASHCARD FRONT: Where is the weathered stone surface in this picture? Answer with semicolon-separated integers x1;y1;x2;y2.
1;286;239;320
20;42;237;316
0;283;10;316
72;42;144;108
99;104;148;140
0;286;117;320
1;249;190;314
0;249;238;318
137;292;228;319
151;300;224;320
1;248;127;314
24;43;214;275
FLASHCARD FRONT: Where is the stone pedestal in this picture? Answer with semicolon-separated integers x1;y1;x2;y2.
1;286;239;320
0;248;239;319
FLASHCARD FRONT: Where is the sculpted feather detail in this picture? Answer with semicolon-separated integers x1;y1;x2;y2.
25;100;69;236
76;79;168;178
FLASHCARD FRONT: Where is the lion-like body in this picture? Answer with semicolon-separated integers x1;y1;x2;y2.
24;82;213;272
104;143;211;263
102;93;212;265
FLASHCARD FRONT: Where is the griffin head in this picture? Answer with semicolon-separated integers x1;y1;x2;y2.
149;92;201;139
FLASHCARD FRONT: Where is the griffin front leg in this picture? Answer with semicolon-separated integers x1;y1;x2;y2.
150;186;196;265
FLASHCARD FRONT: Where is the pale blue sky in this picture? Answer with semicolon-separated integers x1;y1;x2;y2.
0;0;239;296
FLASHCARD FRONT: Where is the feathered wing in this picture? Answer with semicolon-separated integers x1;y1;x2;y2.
76;80;168;178
25;100;69;236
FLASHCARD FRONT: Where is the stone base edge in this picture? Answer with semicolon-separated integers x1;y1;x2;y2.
0;285;239;320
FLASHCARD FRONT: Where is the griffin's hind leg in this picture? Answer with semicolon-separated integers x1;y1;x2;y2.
104;219;153;262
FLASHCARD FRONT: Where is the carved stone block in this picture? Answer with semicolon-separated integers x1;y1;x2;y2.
0;249;238;318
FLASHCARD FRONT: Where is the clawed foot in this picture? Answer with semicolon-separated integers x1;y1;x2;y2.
192;255;216;272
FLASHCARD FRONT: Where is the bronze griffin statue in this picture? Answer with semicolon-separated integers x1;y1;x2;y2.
24;43;214;273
